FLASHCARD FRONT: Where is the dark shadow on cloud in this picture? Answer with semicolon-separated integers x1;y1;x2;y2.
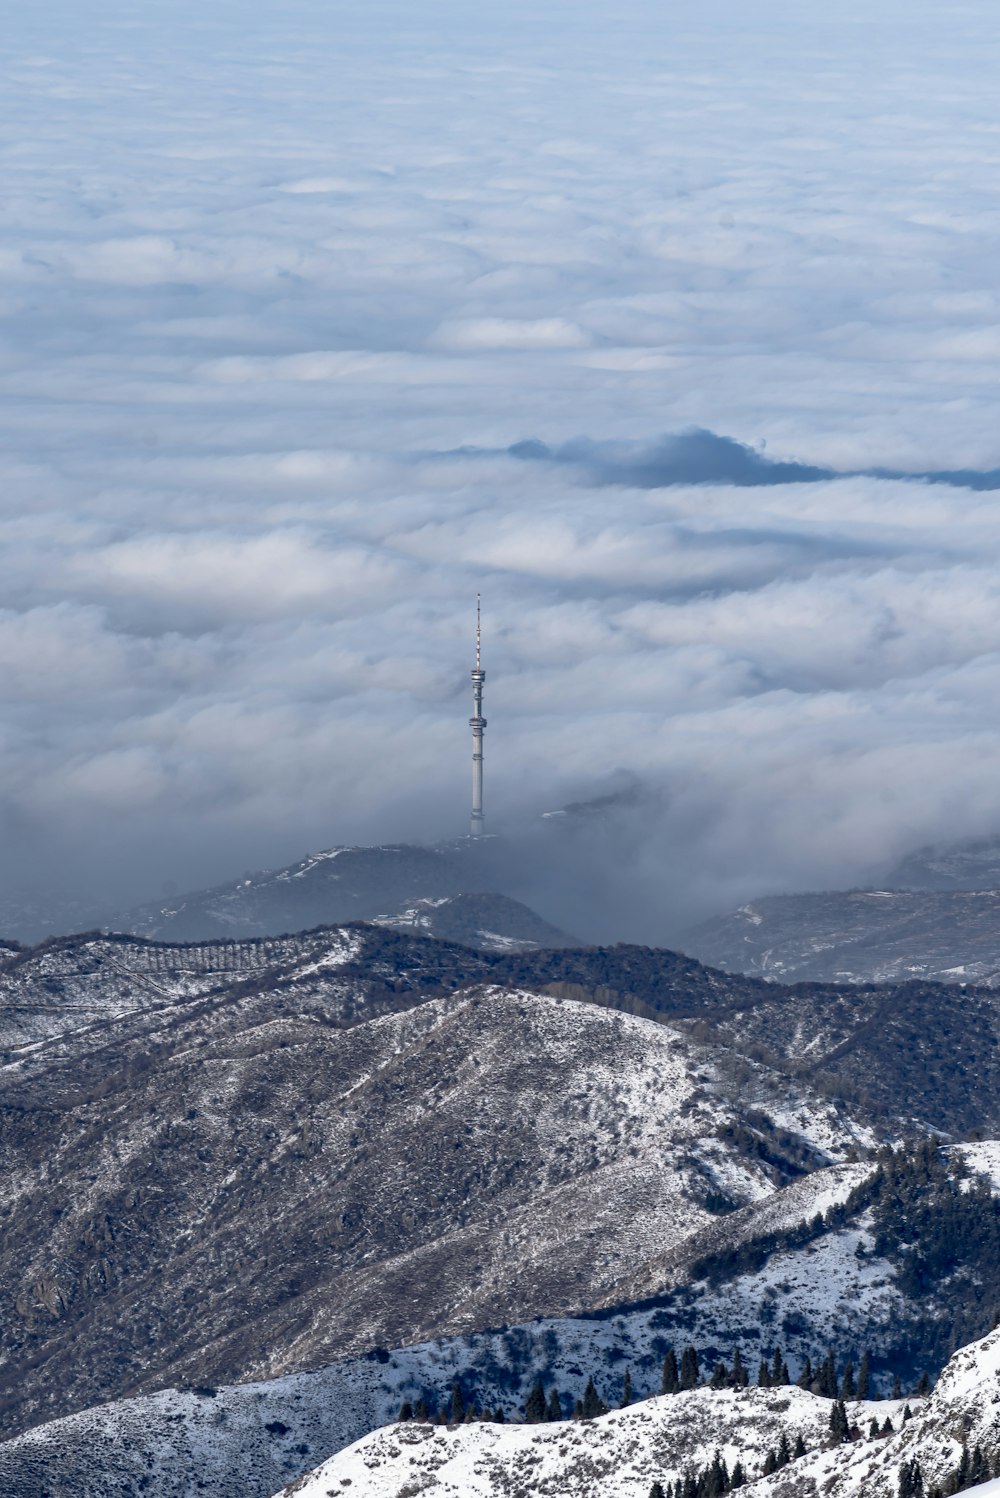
508;430;835;487
494;429;1000;492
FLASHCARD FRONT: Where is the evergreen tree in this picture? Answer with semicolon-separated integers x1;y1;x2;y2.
858;1349;872;1400
777;1432;791;1468
794;1433;807;1458
709;1450;729;1495
398;1400;413;1421
662;1348;680;1394
970;1445;989;1486
956;1443;971;1490
840;1360;856;1398
869;1417;881;1438
732;1348;749;1388
572;1397;583;1419
757;1360;771;1388
680;1346;700;1390
881;1416;895;1436
581;1375;607;1419
710;1362;729;1389
899;1458;925;1498
413;1398;429;1422
492;1407;505;1423
902;1403;913;1423
546;1387;562;1422
523;1378;546;1423
650;1485;666;1498
730;1461;746;1489
450;1381;465;1424
819;1351;838;1398
797;1355;814;1390
620;1370;633;1408
762;1449;777;1476
829;1398;849;1443
772;1346;788;1385
915;1371;931;1397
893;1375;903;1399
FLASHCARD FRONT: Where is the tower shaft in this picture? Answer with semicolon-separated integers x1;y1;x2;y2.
470;597;486;836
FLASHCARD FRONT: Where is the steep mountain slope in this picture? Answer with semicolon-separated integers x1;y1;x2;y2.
888;835;1000;891
112;841;510;942
7;1141;1000;1498
2;961;864;1444
271;1325;1000;1498
685;889;1000;985
10;922;1000;1462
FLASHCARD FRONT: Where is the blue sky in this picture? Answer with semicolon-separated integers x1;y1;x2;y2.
2;0;1000;924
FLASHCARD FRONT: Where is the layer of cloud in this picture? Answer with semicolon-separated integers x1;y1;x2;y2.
1;0;1000;935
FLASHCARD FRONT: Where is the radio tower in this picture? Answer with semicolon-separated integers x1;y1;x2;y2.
470;596;486;837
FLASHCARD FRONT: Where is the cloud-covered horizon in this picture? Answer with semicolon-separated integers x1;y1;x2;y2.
2;0;1000;938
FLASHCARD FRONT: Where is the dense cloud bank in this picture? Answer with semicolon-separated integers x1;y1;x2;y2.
1;0;1000;933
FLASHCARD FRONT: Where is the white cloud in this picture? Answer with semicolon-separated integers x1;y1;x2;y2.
1;0;1000;927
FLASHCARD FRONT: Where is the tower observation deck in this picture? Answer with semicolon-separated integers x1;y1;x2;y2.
470;596;486;837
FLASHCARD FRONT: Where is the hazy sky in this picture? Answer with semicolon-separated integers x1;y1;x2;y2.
2;0;1000;921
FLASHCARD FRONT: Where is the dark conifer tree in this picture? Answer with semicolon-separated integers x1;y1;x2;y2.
840;1360;856;1398
902;1403;913;1423
649;1485;666;1498
797;1355;814;1390
772;1347;788;1385
819;1351;838;1398
582;1375;607;1419
523;1378;545;1423
757;1360;771;1388
492;1407;505;1422
915;1371;931;1397
829;1398;849;1443
709;1450;729;1493
858;1349;872;1400
956;1443;971;1489
762;1449;777;1476
869;1417;881;1438
732;1348;749;1388
572;1397;584;1419
398;1400;413;1421
450;1380;465;1424
546;1387;562;1421
680;1346;700;1390
793;1433;807;1459
881;1416;895;1436
413;1398;429;1422
777;1432;791;1468
730;1461;746;1489
893;1375;903;1399
662;1348;680;1394
970;1444;989;1486
710;1362;729;1389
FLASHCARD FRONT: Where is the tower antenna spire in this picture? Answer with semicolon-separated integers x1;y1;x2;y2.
470;596;486;837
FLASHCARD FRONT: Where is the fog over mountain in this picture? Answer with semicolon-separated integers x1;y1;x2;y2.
4;0;1000;931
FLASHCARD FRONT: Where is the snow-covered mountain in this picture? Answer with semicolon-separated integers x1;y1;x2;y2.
271;1323;1000;1498
888;835;1000;891
8;921;1000;1492
684;888;1000;985
109;840;576;947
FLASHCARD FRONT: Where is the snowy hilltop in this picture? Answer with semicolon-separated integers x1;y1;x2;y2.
277;1324;1000;1498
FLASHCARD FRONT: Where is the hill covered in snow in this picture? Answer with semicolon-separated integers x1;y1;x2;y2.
8;923;1000;1491
685;888;1000;985
272;1323;1000;1498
